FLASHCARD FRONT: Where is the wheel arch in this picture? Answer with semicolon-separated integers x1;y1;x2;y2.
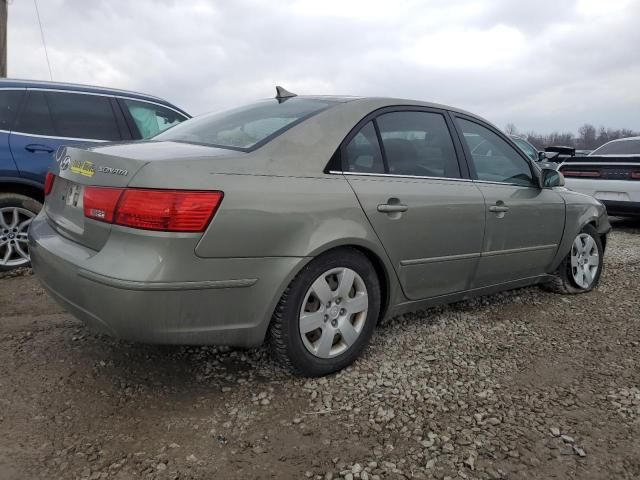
0;179;45;204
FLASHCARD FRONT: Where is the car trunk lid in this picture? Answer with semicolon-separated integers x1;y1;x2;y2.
45;141;236;251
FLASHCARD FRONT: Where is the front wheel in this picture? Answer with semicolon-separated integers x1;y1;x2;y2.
269;248;381;377
545;224;604;294
0;193;42;271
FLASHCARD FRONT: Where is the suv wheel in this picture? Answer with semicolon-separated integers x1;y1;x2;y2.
269;248;381;377
0;193;42;271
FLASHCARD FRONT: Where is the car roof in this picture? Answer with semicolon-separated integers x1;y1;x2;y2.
603;136;640;143
0;78;189;116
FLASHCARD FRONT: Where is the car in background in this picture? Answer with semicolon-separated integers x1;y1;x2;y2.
559;137;640;217
30;89;610;376
0;79;189;269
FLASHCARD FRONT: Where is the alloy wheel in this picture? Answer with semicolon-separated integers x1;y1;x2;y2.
0;207;35;268
570;233;600;289
299;267;369;359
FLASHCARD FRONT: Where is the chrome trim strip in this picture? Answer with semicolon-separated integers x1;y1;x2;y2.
8;130;109;143
400;252;480;266
329;170;474;183
481;244;557;257
77;269;257;291
473;180;537;188
400;244;557;266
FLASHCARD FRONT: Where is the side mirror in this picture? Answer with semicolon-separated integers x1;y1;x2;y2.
541;168;565;188
538;151;547;161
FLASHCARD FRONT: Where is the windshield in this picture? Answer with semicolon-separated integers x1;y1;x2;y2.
153;98;337;150
591;138;640;155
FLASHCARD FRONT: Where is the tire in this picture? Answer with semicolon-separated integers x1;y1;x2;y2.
269;247;381;377
545;224;603;294
0;193;42;271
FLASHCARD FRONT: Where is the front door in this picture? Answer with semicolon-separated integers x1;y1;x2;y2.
341;110;486;300
454;116;565;287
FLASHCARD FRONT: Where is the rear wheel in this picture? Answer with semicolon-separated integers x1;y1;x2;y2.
545;224;603;294
269;248;381;377
0;194;42;271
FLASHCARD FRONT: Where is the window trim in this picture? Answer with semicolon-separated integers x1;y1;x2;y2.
331;105;470;180
450;113;540;188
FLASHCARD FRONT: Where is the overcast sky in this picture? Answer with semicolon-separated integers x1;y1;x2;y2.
7;0;640;133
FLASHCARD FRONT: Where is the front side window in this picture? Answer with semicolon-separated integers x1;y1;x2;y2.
458;118;535;187
343;121;384;174
0;90;25;130
14;91;55;136
376;111;460;178
123;99;186;139
154;98;337;150
512;137;538;162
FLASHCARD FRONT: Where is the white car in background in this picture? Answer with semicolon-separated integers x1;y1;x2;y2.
559;137;640;217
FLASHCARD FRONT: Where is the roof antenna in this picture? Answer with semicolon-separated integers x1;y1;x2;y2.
275;86;297;103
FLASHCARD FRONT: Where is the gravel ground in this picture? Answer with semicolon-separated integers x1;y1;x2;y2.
1;220;639;480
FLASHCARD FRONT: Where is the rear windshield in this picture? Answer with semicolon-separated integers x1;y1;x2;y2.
591;139;640;155
153;98;337;151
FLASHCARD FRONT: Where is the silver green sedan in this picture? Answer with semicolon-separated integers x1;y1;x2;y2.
29;89;611;376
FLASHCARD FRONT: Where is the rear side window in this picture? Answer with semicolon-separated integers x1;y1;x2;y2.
377;111;460;178
154;98;337;150
123;99;186;139
343;121;384;174
458;118;535;187
0;90;25;130
15;91;121;140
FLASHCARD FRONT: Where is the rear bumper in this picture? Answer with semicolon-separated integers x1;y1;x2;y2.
600;200;640;217
29;213;308;346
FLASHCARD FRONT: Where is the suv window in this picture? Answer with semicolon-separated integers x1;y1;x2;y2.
511;136;538;162
154;98;337;150
16;91;122;140
376;111;460;178
591;138;640;155
343;121;384;174
0;90;25;130
458;118;535;187
123;99;185;139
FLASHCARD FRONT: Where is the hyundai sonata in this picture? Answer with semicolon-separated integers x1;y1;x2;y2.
29;88;611;376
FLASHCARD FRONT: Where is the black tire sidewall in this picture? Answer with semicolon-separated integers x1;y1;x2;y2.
282;249;381;376
565;224;604;292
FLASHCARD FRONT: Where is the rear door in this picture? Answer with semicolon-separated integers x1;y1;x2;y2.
453;115;565;287
0;89;25;177
341;108;486;300
9;90;127;184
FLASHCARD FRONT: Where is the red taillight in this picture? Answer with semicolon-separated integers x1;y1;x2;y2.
84;187;124;223
631;171;640;180
559;169;601;178
83;187;223;232
44;173;56;196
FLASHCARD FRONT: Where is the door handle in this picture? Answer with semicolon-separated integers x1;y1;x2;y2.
489;205;509;213
377;204;409;213
25;144;54;153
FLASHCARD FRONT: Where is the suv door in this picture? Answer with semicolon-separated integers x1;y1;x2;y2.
453;115;565;286
10;90;126;184
341;108;485;300
0;89;25;177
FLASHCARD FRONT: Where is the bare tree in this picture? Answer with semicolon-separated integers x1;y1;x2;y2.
504;123;518;136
